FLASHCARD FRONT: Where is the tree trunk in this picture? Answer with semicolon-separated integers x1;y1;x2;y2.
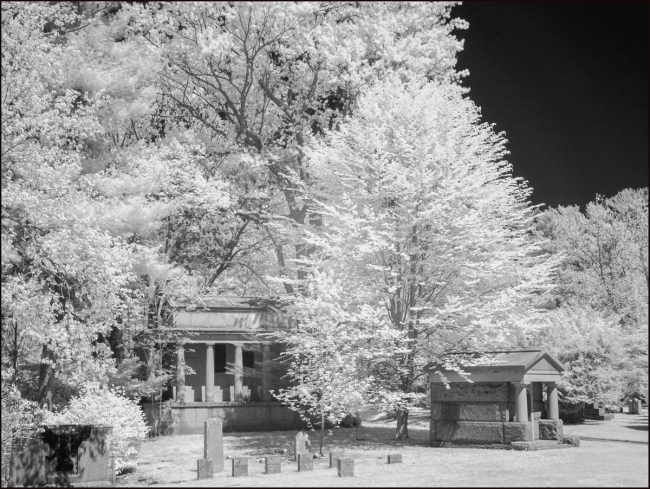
319;410;325;457
395;408;409;439
37;343;55;409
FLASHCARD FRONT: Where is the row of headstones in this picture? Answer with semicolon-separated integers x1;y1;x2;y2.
197;419;403;480
199;451;404;479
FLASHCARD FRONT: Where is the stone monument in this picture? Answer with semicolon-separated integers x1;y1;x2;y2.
204;418;224;473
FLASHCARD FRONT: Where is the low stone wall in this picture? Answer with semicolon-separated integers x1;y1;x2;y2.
143;401;308;435
10;425;114;487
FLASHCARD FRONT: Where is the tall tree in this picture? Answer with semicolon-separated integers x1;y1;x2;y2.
290;76;558;439
122;1;468;292
537;188;648;401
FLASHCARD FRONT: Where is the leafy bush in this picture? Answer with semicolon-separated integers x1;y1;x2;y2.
43;386;148;474
1;368;44;486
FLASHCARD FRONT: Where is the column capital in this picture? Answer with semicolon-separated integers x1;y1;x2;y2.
514;381;530;388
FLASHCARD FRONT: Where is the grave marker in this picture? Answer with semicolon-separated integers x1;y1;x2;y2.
294;432;310;460
265;455;281;474
329;451;343;468
387;453;402;464
337;458;354;477
204;418;224;473
197;459;213;480
297;453;313;472
231;457;249;477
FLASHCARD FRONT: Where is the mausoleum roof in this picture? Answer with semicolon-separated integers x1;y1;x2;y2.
428;346;565;384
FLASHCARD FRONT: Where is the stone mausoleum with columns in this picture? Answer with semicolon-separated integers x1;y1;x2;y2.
429;347;570;450
142;296;306;434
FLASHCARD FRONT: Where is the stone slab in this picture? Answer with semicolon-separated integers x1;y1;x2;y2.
434;421;504;443
337;458;354;477
265;455;281;474
329;451;343;468
297;453;313;472
431;402;508;421
504;422;532;443
204;418;224;473
197;459;213;480
294;432;310;460
387;453;402;464
538;419;563;441
562;435;580;447
231;457;248;477
431;383;509;402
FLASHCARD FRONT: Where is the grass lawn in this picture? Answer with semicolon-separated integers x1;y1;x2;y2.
118;413;648;487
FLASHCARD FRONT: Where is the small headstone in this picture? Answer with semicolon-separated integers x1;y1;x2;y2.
387;453;402;464
329;451;343;468
265;455;281;474
231;457;249;477
337;458;354;477
294;432;310;460
297;453;313;472
622;406;630;413
204;418;224;473
197;459;213;480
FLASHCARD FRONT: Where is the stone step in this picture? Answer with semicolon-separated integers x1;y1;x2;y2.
511;440;572;451
584;414;615;421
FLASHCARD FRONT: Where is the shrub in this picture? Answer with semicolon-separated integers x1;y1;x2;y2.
43;386;148;474
1;368;44;486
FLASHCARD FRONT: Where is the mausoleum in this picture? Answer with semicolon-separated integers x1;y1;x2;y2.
141;296;306;434
429;346;572;450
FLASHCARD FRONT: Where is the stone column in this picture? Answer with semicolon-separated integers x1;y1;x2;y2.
205;343;215;402
546;382;559;420
176;344;185;400
234;344;243;402
262;344;271;401
515;383;529;423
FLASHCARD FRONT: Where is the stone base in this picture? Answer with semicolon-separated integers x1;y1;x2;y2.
538;419;563;441
430;441;517;450
511;440;572;451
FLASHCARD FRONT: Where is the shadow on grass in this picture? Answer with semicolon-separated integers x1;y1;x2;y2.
224;424;430;458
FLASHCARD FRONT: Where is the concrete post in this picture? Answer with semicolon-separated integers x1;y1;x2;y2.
515;383;529;423
206;343;215;402
176;344;185;400
262;344;271;401
546;382;559;420
234;344;243;402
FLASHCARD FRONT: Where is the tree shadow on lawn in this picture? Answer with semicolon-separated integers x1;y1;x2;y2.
224;424;430;459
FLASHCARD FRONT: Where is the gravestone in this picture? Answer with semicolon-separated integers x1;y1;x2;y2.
337;458;354;477
297;453;313;472
294;432;310;460
204;418;224;473
231;457;249;477
265;455;281;474
329;451;343;468
197;459;213;480
635;399;643;414
387;453;402;464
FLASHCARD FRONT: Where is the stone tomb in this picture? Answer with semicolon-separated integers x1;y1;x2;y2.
204;418;224;473
231;457;249;477
10;425;115;487
265;455;282;474
428;346;570;450
583;402;614;421
387;453;402;464
337;458;354;477
197;459;213;480
329;451;343;468
297;453;313;472
294;431;310;460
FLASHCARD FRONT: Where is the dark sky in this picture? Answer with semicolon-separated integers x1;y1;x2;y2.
453;2;648;209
